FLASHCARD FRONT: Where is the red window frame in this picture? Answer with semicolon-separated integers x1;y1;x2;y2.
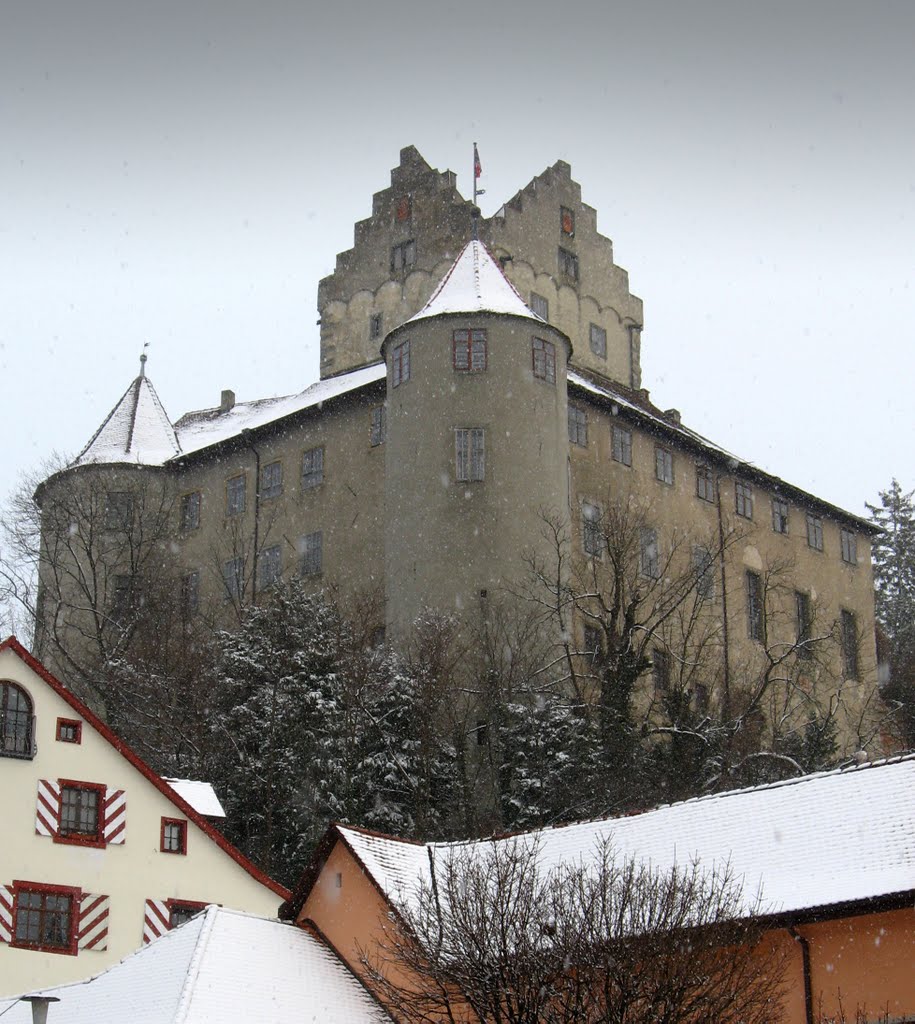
11;880;80;956
166;898;208;929
55;779;106;848
160;817;188;855
452;329;487;372
56;718;82;744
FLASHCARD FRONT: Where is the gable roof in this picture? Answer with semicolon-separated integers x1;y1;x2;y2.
285;756;915;925
0;906;391;1023
0;637;289;901
73;373;182;467
405;239;544;325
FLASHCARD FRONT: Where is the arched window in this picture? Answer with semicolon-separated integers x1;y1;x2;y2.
0;681;34;758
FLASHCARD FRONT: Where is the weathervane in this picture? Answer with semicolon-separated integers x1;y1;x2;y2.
473;143;484;207
139;341;149;378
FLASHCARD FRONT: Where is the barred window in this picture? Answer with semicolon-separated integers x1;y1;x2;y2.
455;428;485;482
371;406;386;447
611;425;632;467
260;461;283;500
806;514;824;552
696;466;715;503
655;447;673;485
532;337;556;384
369;313;383;340
301;447;324;490
772;499;789;534
582;502;602;557
746;571;765;642
589;323;606;359
568;405;588;446
0;681;33;758
841;609;859;679
735;482;753;520
796;591;812;660
300;531;323;576
453;329;487;372
840;528;857;565
392;339;411;387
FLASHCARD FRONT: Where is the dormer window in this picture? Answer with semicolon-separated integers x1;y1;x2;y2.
1;681;34;759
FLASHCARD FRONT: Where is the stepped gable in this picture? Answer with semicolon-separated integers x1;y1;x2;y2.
405;239;545;325
73;371;181;467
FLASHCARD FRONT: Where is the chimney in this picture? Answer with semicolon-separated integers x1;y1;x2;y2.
638;388;651;405
220;390;235;413
22;996;60;1024
665;408;682;426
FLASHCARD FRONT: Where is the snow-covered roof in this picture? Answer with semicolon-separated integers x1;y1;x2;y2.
405;239;544;325
0;906;390;1023
163;779;226;819
73;374;182;467
331;756;915;922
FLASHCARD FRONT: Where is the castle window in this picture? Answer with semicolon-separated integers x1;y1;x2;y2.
531;338;556;384
181;571;200;618
392;340;411;387
160;818;187;855
301;447;324;490
530;292;549;321
640;527;659;579
371;406;386;447
796;591;812;659
840;528;857;565
1;681;34;758
693;546;715;600
226;474;246;517
453;329;487;372
455;428;485;482
105;491;133;531
558;247;579;281
735;481;753;520
568;405;588;446
60;783;104;842
841;609;859;679
260;461;283;500
806;514;824;552
300;531;323;576
223;557;244;602
589;323;607;359
560;206;575;236
369;313;383;340
652;649;671;692
391;239;416;273
180;491;201;531
13;884;76;954
582;503;602;557
56;718;82;744
746;571;765;643
259;545;282;589
655;447;673;485
772;499;789;534
611;425;632;467
696;465;715;503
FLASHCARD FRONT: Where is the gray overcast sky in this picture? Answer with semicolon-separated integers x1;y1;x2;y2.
1;0;913;517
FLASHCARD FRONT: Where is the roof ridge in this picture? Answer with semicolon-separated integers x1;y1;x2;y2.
173;906;219;1024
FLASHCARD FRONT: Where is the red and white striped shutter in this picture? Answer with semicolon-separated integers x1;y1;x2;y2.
77;894;110;951
36;779;61;837
143;899;169;944
0;886;13;944
103;788;126;844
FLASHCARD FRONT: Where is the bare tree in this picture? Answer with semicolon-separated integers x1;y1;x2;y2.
364;837;787;1024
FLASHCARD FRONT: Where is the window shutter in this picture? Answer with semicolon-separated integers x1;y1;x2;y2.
143;899;170;944
103;788;127;844
0;885;12;943
78;893;110;951
36;779;61;837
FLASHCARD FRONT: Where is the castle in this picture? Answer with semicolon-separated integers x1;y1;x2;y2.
33;146;883;757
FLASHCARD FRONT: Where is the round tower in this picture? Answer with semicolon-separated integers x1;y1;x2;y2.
382;240;572;638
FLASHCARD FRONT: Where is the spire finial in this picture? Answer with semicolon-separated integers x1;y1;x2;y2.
140;342;149;378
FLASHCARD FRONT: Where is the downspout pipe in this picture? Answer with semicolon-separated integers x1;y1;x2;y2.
240;429;261;605
788;925;814;1024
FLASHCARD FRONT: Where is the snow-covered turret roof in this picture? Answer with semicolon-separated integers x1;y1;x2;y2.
73;372;181;467
405;239;544;325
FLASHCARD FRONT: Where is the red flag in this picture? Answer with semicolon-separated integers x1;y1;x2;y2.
474;144;482;179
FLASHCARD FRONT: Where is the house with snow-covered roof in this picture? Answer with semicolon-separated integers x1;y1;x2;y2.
0;638;288;997
282;755;915;1023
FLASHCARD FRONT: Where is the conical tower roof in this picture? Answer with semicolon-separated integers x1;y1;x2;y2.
406;239;544;325
73;369;181;467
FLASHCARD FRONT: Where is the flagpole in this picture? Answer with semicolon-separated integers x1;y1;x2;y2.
473;142;478;206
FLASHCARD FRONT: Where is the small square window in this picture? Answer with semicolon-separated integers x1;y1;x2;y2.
56;719;82;744
223;557;244;602
371;406;386;447
840;528;857;565
161;817;187;855
696;466;715;503
640;527;660;579
735;481;753;520
560;206;575;236
558;247;579;281
655;447;673;485
392;339;411;387
455;428;485;482
301;447;324;490
582;502;602;557
369;313;383;340
260;461;283;500
59;782;103;843
530;292;549;322
611;425;632;467
259;544;282;589
300;531;323;576
589;323;607;359
806;514;824;552
391;239;416;273
181;570;200;618
105;491;133;531
13;885;76;953
180;491;201;531
532;338;556;384
453;329;487;372
568;405;588;446
772;499;789;534
226;475;246;517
